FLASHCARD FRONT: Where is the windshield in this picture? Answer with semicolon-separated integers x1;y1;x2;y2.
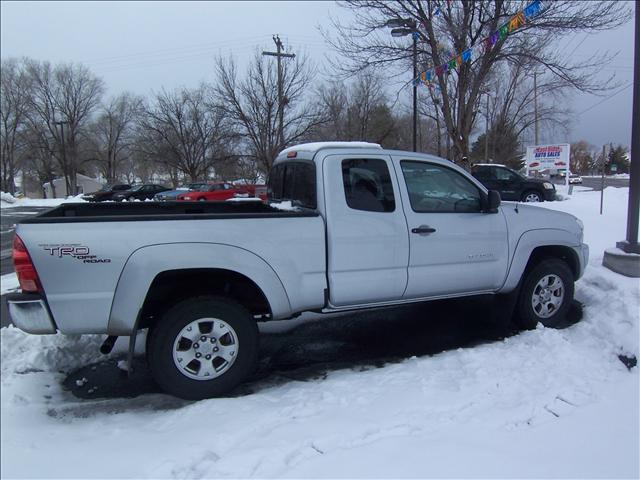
129;185;143;192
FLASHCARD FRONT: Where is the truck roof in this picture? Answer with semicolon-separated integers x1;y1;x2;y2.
280;142;382;156
275;142;468;174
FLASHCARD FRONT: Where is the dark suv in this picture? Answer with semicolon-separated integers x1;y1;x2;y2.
471;164;556;202
82;184;131;202
112;184;171;202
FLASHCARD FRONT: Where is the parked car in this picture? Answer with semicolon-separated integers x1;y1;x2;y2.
7;142;588;399
240;184;268;202
568;174;583;185
471;163;556;202
176;182;248;202
112;184;170;201
154;182;209;201
82;184;131;202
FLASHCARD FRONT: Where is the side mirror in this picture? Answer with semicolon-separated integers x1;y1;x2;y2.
484;190;501;213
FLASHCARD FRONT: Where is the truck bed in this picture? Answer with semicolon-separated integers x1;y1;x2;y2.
20;201;318;224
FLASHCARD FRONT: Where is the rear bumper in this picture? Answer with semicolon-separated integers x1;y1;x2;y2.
5;293;57;334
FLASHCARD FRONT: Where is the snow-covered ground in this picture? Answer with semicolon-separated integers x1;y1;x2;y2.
1;187;638;478
1;191;86;209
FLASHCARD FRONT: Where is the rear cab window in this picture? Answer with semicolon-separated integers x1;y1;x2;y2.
268;161;317;209
341;158;395;212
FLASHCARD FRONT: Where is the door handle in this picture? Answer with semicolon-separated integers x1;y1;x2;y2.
411;225;436;235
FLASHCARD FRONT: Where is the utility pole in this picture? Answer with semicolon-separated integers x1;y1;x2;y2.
533;71;539;145
600;144;606;215
484;92;490;162
603;1;640;276
618;0;640;254
54;120;70;195
412;31;418;152
262;35;295;151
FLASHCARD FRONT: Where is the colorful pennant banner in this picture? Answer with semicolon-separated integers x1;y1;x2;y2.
417;0;544;88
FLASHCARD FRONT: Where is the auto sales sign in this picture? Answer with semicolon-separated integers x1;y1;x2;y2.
526;144;570;172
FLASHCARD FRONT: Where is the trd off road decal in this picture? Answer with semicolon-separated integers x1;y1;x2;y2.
39;244;111;264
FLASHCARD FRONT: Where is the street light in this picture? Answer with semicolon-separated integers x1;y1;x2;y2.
386;18;418;152
54;120;71;195
479;90;492;162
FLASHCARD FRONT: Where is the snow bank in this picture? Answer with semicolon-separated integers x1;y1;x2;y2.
0;192;86;209
1;191;17;204
0;273;19;295
541;186;635;261
0;187;637;478
269;200;299;211
0;327;107;375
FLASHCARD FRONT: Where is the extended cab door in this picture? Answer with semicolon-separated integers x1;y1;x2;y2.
323;154;409;306
395;158;509;298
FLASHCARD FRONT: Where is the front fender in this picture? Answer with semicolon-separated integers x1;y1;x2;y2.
499;229;581;293
107;242;291;335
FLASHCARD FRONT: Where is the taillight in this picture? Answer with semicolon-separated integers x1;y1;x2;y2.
12;235;42;293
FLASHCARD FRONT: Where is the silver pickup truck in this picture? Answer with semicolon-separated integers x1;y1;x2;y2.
7;142;588;399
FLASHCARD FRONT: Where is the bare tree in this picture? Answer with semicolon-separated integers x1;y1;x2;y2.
570;139;594;174
1;58;31;193
214;50;324;173
25;59;104;195
20;117;60;198
315;72;399;143
89;92;143;183
139;85;230;182
324;1;630;165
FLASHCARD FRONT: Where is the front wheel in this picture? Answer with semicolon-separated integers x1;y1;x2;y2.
146;296;258;399
522;190;542;202
515;259;574;329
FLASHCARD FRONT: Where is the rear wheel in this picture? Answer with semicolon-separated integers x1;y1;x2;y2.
521;190;542;202
147;296;258;399
515;259;574;329
198;197;206;202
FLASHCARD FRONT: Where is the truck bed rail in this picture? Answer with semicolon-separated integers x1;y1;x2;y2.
19;201;318;224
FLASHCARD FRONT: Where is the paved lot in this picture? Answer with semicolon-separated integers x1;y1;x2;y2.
551;176;629;191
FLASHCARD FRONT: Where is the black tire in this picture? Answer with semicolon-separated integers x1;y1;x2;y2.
521;190;542;202
147;296;258;400
515;258;574;329
198;197;206;202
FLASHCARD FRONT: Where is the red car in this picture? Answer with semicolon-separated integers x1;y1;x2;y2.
176;183;245;202
176;182;267;202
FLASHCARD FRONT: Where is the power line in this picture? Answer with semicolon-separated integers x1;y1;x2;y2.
81;35;273;66
567;33;589;57
577;83;633;115
91;41;279;73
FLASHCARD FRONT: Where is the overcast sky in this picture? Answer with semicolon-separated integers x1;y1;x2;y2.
1;1;635;150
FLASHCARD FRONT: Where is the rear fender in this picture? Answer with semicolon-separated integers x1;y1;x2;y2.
107;243;291;335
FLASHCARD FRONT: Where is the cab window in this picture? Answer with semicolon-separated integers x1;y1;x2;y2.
268;161;316;209
401;161;482;213
341;158;395;213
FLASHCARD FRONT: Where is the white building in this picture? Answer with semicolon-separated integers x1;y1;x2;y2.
44;174;104;198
